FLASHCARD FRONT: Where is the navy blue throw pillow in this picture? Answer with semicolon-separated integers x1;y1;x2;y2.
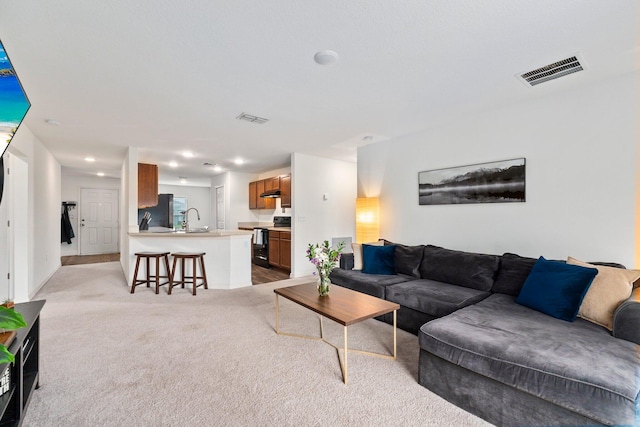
516;256;598;322
362;244;396;275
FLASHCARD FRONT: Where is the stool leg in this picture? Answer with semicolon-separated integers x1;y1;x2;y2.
192;256;197;295
145;256;151;288
169;256;177;295
155;256;161;294
131;256;141;293
199;255;208;290
181;258;186;288
164;255;171;286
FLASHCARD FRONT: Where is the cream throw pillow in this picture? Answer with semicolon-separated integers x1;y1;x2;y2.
351;240;384;270
567;256;640;330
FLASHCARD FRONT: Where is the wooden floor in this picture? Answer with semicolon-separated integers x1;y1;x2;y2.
62;253;288;285
61;253;120;266
252;264;290;285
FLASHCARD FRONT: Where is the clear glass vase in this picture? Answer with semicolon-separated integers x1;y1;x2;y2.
317;274;331;296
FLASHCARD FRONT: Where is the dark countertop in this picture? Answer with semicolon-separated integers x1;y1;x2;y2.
266;227;291;232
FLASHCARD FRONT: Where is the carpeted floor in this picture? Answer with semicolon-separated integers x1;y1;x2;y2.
23;262;491;427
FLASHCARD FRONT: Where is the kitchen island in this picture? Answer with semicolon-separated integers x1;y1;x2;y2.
128;229;253;289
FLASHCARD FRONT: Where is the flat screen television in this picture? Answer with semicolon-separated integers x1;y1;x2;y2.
0;39;31;204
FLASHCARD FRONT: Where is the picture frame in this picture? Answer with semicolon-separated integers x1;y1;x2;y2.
418;158;526;205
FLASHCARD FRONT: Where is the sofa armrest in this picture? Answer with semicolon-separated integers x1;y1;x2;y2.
613;287;640;345
340;253;354;270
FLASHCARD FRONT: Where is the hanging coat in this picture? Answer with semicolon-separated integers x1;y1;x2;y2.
61;204;75;244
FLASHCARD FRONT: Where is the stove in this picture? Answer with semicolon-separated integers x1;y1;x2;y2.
252;216;291;268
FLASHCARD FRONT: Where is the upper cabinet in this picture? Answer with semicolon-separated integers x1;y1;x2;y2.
248;174;291;210
138;163;158;208
280;174;291;208
248;181;257;209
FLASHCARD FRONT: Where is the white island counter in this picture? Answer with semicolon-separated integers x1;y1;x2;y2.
128;229;253;289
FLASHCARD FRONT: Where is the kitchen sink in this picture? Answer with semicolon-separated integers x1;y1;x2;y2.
174;227;210;233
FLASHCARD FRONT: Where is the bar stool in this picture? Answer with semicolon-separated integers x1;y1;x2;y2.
169;252;208;296
130;252;172;294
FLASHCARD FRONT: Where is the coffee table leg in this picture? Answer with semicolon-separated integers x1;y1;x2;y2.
344;326;348;385
393;310;397;360
275;295;280;334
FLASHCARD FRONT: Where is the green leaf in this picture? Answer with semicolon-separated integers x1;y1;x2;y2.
0;307;26;331
0;345;14;364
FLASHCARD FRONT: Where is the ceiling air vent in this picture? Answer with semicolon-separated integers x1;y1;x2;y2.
517;54;585;87
236;112;269;124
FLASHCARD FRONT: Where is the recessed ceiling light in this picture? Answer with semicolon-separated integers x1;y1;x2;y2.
45;119;60;126
362;136;373;141
97;172;105;177
314;50;339;65
213;165;222;172
182;151;194;158
234;158;244;165
84;157;96;162
169;161;178;168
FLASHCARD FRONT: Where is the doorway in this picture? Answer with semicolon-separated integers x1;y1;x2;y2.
215;185;225;230
80;188;119;255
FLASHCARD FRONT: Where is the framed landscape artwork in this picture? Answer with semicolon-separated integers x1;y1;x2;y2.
418;158;525;205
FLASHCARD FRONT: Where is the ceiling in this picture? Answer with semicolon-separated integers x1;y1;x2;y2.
0;1;637;186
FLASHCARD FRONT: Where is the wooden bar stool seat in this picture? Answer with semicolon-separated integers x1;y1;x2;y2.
130;252;172;294
169;252;208;296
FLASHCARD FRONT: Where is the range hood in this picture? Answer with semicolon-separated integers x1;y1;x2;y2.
260;189;281;198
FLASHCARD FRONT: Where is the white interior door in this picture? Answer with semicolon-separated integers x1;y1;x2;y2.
215;186;225;229
80;188;119;255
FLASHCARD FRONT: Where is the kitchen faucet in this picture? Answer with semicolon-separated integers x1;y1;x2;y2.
181;207;200;231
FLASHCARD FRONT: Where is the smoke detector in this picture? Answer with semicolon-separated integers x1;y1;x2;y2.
236;112;269;124
517;54;585;87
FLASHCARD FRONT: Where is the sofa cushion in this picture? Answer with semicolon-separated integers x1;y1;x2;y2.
419;245;500;291
516;257;597;322
419;293;640;426
393;244;424;278
492;252;537;296
386;279;491;318
362;244;396;275
568;256;640;330
328;268;410;299
351;240;383;270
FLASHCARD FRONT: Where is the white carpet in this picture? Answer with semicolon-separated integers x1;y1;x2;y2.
22;262;491;427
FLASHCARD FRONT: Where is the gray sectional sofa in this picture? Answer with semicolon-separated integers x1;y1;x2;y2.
329;243;640;427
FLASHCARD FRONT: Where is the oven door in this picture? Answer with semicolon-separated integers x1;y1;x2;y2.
252;228;270;268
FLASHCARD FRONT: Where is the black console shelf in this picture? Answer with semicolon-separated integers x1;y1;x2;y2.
0;300;45;427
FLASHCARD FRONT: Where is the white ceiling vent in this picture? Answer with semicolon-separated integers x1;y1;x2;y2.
517;54;585;87
236;112;269;124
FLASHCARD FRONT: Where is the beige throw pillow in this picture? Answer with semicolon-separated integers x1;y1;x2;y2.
567;256;640;330
351;240;384;270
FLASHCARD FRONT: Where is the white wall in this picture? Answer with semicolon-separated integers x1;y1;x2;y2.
61;174;121;256
7;125;61;300
291;153;356;277
358;73;638;267
158;184;211;228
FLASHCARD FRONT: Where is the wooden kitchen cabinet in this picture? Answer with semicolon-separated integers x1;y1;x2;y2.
249;181;257;209
279;231;291;270
269;232;280;267
269;230;291;271
280;174;291;208
138;163;158;208
256;180;266;209
248;174;290;210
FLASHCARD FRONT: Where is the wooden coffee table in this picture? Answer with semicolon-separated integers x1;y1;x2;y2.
274;283;400;384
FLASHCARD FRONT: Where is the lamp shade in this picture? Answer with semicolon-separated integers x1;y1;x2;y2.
355;197;379;243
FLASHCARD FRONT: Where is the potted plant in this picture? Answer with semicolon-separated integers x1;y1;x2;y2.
0;306;26;364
